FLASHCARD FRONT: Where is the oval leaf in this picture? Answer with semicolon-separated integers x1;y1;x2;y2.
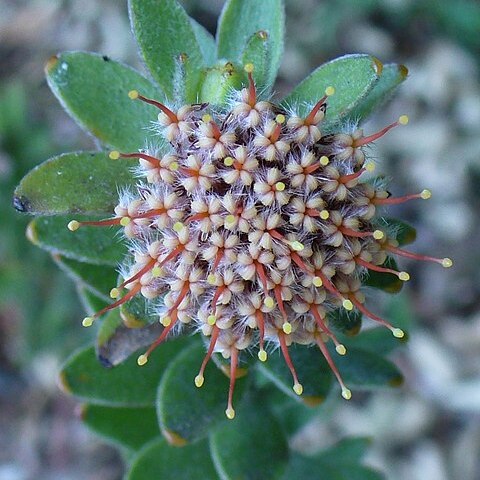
380;217;417;246
190;19;216;66
266;388;319;437
60;337;189;407
126;438;218;480
26;215;126;266
343;328;407;356
81;404;160;451
217;0;284;88
13;152;135;216
54;255;118;300
157;342;247;444
257;344;333;406
283;455;384;480
314;437;371;465
200;61;244;104
386;293;414;332
46;52;161;151
349;63;408;123
328;308;362;336
363;256;403;293
241;31;271;89
96;313;168;367
77;286;109;315
129;0;205;102
121;293;160;328
210;398;289;480
334;347;403;389
282;54;381;130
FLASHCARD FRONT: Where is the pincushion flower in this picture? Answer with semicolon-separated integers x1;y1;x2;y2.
62;63;451;419
14;4;453;473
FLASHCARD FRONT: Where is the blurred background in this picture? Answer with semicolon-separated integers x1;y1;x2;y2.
1;0;479;479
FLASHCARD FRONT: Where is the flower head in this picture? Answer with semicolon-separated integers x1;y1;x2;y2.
68;64;452;419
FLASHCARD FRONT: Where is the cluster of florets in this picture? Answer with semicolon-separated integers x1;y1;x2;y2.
68;64;452;419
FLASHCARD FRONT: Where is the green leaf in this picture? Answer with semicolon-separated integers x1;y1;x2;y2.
315;437;371;465
208;340;256;373
26;215;126;266
129;0;205;102
217;0;284;87
60;337;189;406
210;397;288;480
282;455;384;480
157;342;247;444
54;255;118;300
96;312;168;367
13;152;135;216
77;286;109;315
266;387;320;437
97;309;128;348
241;31;271;89
363;256;403;293
126;438;218;480
190;19;216;66
386;292;414;332
340;295;411;356
334;347;403;389
200;61;244;104
328;308;362;336
380;217;417;246
81;404;160;451
349;63;408;123
282;54;381;129
45;52;161;151
120;293;159;328
343;327;407;356
257;344;333;406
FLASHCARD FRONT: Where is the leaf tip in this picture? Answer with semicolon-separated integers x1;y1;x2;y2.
162;429;188;447
58;370;73;395
399;64;409;78
398;330;410;343
97;353;114;368
345;324;362;337
388;375;404;387
302;395;325;407
25;220;38;245
12;193;30;213
372;57;383;76
77;404;88;420
257;30;268;41
45;54;59;74
220;363;248;379
120;305;149;328
384;281;404;294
